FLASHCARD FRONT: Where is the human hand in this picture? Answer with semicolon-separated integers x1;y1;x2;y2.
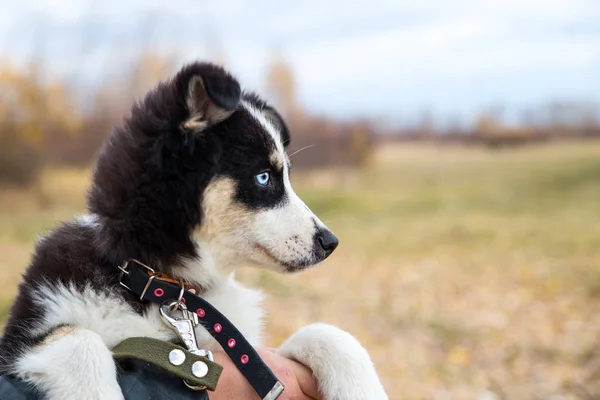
208;348;321;400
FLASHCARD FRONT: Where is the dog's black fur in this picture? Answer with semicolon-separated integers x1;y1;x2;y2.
0;62;290;374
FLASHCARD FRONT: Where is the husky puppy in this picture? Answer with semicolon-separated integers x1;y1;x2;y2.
0;62;388;400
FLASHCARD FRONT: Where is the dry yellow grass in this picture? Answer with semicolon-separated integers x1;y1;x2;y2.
1;142;600;399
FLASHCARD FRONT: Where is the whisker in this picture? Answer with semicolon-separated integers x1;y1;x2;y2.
288;144;315;158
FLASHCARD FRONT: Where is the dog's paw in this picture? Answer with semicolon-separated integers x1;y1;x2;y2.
278;323;388;400
14;327;124;400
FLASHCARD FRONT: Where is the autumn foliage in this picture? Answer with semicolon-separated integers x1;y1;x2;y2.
1;54;599;186
0;54;377;186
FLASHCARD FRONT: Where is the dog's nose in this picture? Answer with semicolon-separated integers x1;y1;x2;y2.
317;229;339;255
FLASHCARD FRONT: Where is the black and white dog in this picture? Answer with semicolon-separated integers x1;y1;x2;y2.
0;62;387;399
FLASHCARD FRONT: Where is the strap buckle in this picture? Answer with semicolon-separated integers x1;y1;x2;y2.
118;258;156;300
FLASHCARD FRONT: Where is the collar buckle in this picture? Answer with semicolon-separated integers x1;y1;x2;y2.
118;258;156;300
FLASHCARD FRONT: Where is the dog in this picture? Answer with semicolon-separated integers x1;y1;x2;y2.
0;62;388;399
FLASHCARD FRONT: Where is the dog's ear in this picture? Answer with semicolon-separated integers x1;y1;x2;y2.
262;106;290;147
177;62;241;133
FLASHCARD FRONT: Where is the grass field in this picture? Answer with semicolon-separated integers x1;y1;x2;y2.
1;142;599;399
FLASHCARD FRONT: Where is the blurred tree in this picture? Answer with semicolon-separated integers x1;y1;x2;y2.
129;52;177;96
70;52;178;165
0;61;79;185
474;112;501;137
349;124;374;170
265;52;298;117
417;109;435;139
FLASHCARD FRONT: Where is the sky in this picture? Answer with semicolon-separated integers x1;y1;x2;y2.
0;0;599;124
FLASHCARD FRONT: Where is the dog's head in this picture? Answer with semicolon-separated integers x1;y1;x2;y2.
90;62;337;274
181;63;339;272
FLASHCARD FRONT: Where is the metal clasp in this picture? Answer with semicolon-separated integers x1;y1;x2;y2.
160;299;214;391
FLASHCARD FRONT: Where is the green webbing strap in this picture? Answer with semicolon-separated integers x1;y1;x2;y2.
112;337;223;391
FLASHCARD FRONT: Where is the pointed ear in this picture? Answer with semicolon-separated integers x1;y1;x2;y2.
177;62;241;133
262;106;290;147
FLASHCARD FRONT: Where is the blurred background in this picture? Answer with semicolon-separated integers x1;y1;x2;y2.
1;0;599;398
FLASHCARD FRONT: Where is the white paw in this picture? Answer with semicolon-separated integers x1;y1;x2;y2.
278;323;388;400
14;328;124;400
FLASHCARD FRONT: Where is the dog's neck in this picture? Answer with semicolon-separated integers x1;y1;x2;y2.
170;238;241;292
168;237;266;346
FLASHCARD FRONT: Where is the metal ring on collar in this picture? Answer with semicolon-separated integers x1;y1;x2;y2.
176;279;185;305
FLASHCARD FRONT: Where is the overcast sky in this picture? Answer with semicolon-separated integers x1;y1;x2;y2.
0;0;599;123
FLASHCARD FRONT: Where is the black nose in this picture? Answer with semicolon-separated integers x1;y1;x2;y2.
317;229;339;255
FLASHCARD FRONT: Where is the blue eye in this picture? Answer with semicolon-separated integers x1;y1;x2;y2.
255;172;270;186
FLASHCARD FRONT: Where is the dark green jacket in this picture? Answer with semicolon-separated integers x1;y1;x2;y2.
0;360;209;400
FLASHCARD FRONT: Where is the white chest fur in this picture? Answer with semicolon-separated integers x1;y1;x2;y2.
31;277;264;351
